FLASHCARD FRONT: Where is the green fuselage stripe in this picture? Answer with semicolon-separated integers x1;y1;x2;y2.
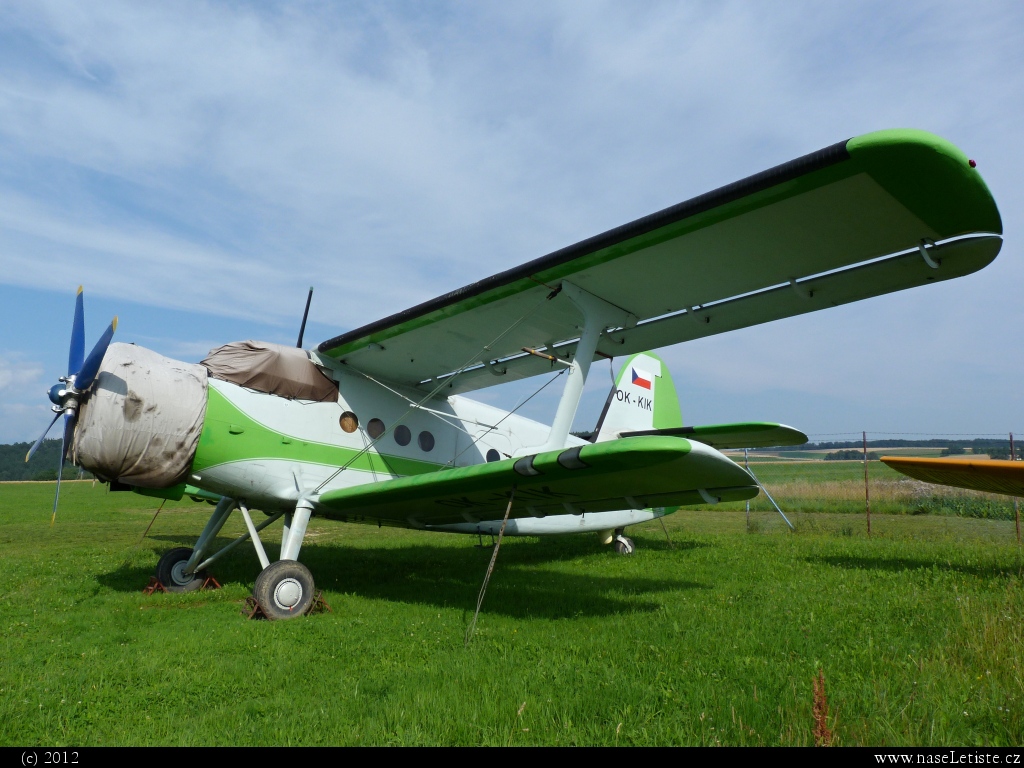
191;387;444;477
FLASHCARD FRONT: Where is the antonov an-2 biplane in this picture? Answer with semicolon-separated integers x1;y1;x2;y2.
26;129;1002;619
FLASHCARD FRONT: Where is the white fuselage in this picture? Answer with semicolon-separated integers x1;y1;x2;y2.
190;365;665;536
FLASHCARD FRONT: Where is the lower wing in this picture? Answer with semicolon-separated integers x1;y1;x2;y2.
318;436;758;527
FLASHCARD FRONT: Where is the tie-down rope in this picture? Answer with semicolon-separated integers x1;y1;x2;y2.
465;484;516;647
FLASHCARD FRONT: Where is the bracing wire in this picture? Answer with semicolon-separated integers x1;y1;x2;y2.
313;291;556;495
447;368;566;467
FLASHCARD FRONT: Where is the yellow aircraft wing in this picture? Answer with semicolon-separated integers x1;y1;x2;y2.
881;456;1024;497
318;129;1001;394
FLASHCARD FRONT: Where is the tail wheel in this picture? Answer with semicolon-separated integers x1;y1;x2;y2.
613;534;635;555
253;560;315;620
156;547;206;592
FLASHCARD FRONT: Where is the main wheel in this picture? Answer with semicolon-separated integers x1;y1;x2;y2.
155;547;206;592
613;534;635;555
253;560;315;620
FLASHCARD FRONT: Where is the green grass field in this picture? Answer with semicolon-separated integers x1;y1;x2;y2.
717;460;1022;520
1;480;1022;746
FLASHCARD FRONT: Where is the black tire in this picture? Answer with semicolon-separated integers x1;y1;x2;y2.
613;535;635;555
155;547;206;592
253;560;315;620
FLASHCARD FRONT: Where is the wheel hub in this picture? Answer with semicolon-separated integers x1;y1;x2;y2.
274;578;303;609
170;560;195;587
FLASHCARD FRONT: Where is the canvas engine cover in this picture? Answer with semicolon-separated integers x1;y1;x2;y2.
73;343;208;488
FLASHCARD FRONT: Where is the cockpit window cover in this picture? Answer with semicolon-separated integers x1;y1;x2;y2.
202;340;339;402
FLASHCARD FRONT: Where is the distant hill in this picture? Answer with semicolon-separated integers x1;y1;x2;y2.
0;439;90;481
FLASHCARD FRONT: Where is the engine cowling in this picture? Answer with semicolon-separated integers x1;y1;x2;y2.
72;343;208;488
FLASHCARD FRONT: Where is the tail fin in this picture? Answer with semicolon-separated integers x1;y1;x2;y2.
593;351;682;442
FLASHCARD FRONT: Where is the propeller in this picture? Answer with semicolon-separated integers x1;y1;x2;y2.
25;286;118;523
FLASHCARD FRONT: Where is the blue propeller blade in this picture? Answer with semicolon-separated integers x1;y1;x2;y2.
52;413;75;526
74;316;118;391
69;285;85;377
61;412;75;464
25;411;61;462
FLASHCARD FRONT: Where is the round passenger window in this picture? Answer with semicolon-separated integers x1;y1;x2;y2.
394;424;411;446
418;430;435;452
339;411;359;433
367;418;385;439
486;449;501;463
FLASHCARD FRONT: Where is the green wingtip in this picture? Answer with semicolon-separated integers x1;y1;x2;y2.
846;128;1002;237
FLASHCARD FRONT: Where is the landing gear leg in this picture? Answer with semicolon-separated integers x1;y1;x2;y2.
613;527;635;555
154;497;236;590
182;496;236;576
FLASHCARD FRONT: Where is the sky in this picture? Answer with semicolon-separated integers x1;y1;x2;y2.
0;1;1021;446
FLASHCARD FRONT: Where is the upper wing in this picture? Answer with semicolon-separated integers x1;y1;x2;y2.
318;129;1002;394
881;456;1024;497
619;422;807;449
318;436;757;526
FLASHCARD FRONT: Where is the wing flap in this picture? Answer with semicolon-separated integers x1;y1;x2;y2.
881;456;1024;497
317;436;757;526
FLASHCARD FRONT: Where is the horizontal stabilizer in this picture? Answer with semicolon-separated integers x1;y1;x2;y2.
620;422;807;449
318;436;758;527
881;456;1024;497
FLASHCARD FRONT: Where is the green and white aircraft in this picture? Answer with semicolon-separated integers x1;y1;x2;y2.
27;129;1003;619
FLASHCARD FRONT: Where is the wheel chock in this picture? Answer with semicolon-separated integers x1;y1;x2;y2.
144;575;220;595
242;596;268;620
308;590;332;615
241;590;331;620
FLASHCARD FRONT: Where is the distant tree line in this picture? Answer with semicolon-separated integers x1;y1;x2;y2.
766;438;1022;459
824;449;880;461
0;439;90;481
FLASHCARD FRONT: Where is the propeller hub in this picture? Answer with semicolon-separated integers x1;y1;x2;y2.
47;382;80;410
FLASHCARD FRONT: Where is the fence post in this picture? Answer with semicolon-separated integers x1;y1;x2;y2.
863;431;871;537
1012;432;1020;545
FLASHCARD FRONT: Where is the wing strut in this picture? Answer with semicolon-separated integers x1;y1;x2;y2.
527;282;634;454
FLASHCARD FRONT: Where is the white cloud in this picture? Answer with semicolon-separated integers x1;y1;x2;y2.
0;354;49;443
0;1;1020;439
0;354;43;393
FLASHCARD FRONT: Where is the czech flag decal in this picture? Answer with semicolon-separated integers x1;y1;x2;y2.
631;368;652;390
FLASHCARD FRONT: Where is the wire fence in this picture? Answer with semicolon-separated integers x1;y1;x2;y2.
704;431;1023;542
